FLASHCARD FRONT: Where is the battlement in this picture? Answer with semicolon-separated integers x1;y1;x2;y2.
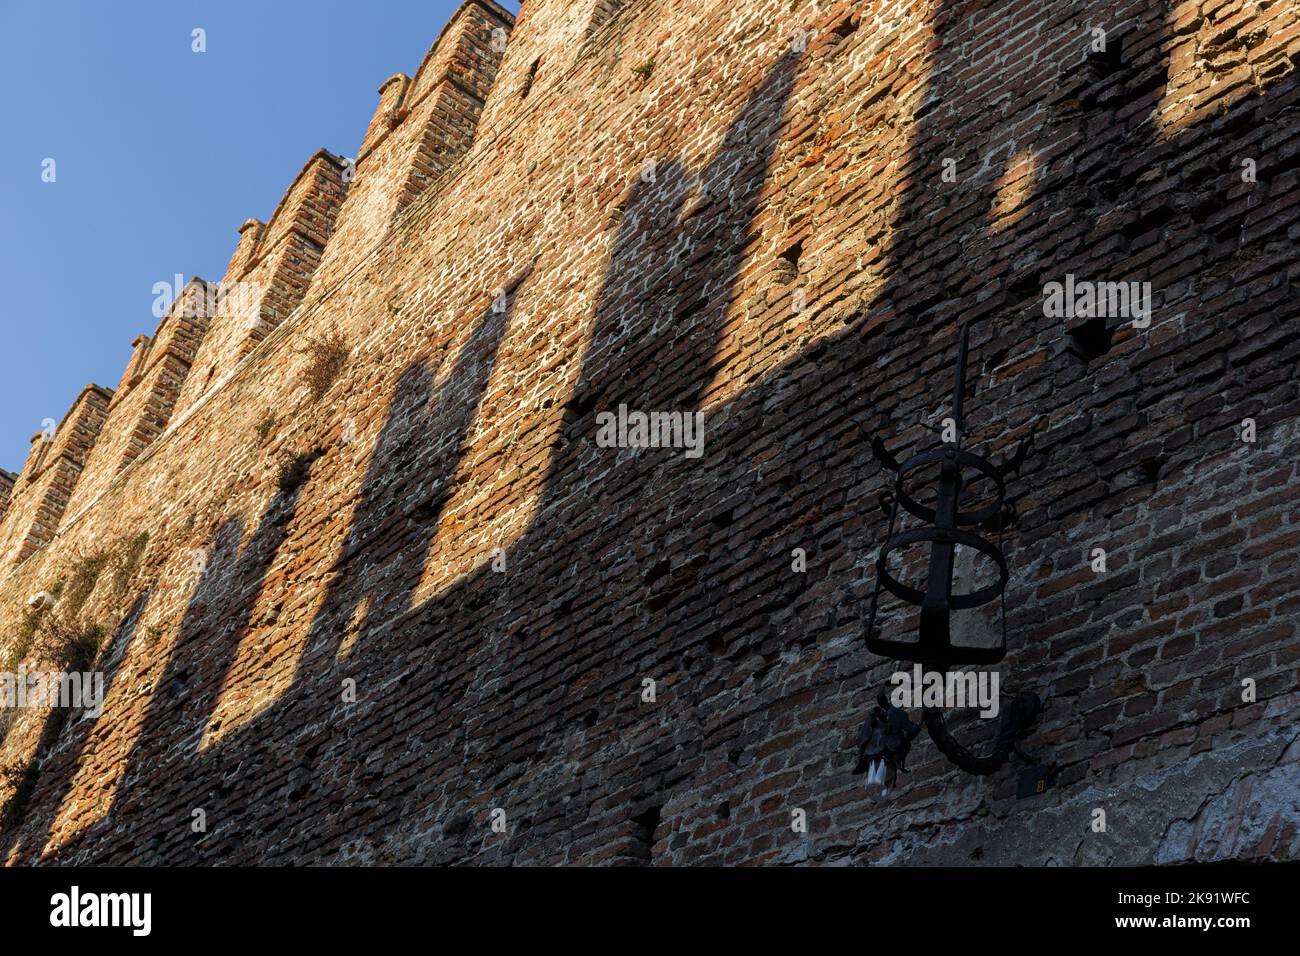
473;0;623;139
0;470;15;524
1;0;1297;870
59;279;218;528
313;0;515;285
0;0;520;564
0;384;113;567
170;150;350;422
405;0;513;113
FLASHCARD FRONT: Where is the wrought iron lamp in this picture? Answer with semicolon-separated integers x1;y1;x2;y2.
860;319;1045;787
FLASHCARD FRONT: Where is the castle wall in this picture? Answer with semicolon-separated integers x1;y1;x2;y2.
0;0;1297;866
312;0;514;289
169;151;350;423
0;386;113;569
60;280;215;527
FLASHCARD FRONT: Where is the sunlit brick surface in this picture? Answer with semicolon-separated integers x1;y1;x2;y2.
1;0;1297;865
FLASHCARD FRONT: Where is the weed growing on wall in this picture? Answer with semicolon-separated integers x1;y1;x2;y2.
298;332;350;402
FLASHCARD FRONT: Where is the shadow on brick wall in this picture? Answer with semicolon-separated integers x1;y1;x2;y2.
7;0;1300;863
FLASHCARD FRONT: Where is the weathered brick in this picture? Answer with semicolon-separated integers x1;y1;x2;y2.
0;0;1296;868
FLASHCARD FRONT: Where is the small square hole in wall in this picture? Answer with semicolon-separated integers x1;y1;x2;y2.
778;238;804;277
1138;455;1164;486
1086;33;1125;80
521;57;541;99
832;15;859;40
1067;317;1114;364
630;804;662;862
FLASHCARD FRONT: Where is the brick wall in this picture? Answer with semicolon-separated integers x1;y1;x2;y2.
60;280;214;527
170;151;349;424
0;386;113;569
314;1;513;288
0;471;14;523
0;0;1297;865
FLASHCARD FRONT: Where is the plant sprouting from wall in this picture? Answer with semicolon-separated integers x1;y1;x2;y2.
61;549;110;620
298;331;350;402
110;532;149;602
3;548;110;673
256;413;277;444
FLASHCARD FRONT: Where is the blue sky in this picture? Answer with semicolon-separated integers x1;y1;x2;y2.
0;0;520;473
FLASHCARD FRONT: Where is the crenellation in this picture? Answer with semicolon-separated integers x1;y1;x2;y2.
0;384;113;568
404;0;514;108
0;0;1297;868
474;0;624;139
171;151;349;421
358;74;412;164
119;335;154;390
255;149;349;260
226;218;266;282
0;469;14;524
59;279;217;528
313;1;514;287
